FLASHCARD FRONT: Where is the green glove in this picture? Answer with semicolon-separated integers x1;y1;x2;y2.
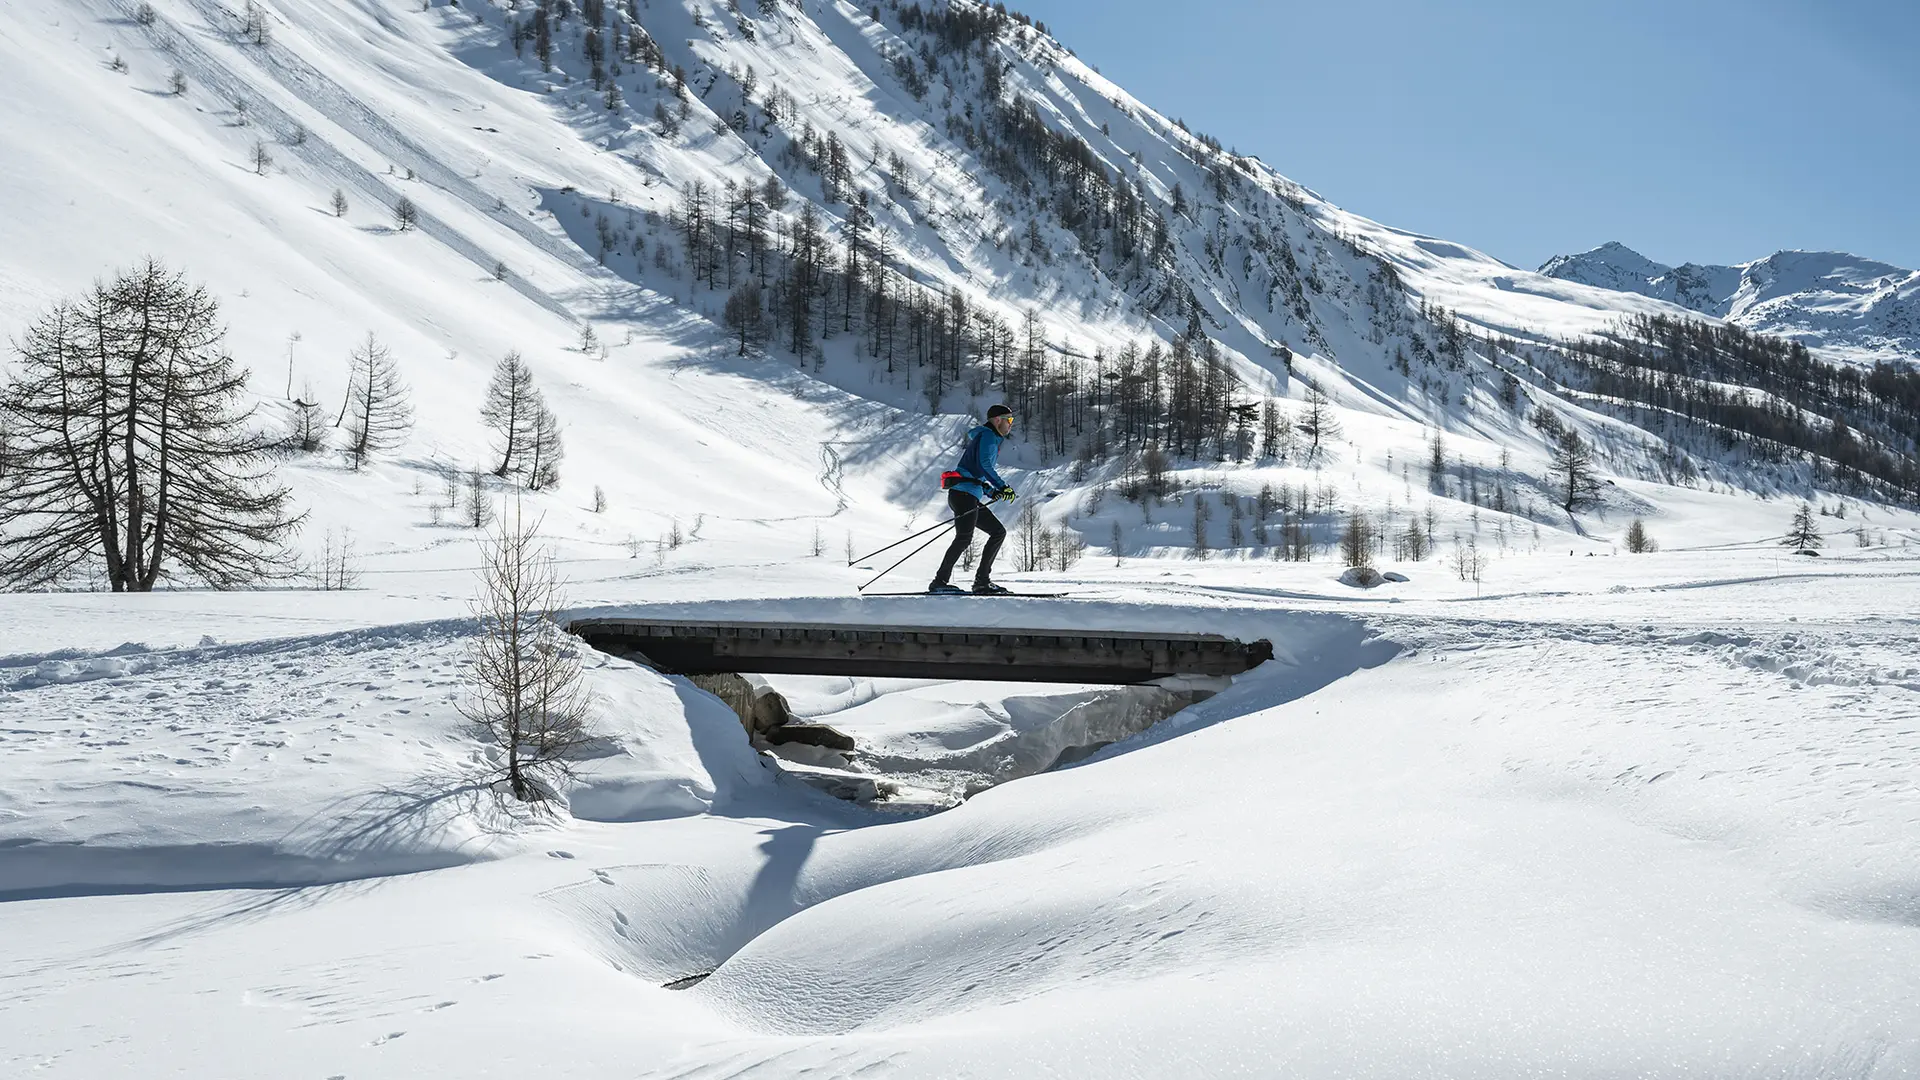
996;486;1018;501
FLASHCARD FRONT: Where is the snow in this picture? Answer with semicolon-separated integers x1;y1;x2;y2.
4;0;1920;1074
7;541;1920;1075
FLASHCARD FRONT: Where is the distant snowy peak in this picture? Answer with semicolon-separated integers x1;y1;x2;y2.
1540;243;1920;367
1537;241;1673;295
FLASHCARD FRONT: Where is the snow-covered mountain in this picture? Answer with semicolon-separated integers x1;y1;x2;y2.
1540;242;1920;368
5;0;1913;560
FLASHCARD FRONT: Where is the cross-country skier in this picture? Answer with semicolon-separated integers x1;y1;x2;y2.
929;404;1017;594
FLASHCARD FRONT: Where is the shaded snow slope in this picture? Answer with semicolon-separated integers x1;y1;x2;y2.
1542;242;1920;367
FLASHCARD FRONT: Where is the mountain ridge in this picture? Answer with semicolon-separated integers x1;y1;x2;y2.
1540;241;1920;368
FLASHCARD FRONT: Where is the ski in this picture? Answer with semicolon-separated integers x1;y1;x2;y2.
859;590;1072;598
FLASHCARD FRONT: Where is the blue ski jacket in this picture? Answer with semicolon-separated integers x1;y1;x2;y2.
951;424;1008;500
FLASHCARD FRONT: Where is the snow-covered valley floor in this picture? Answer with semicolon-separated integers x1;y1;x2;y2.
4;545;1919;1078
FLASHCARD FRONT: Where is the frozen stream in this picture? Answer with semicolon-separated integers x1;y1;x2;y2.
754;675;1208;810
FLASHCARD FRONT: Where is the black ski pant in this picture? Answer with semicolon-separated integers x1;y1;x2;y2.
934;489;1005;586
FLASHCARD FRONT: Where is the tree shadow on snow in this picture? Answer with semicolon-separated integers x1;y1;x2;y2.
81;766;512;955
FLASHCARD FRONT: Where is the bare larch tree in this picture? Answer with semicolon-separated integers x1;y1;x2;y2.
1547;427;1602;512
460;504;593;803
525;402;563;491
1783;501;1823;553
341;332;413;470
0;261;299;590
480;351;540;478
1297;385;1341;461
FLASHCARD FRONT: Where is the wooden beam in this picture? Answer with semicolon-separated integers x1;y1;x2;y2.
568;618;1273;684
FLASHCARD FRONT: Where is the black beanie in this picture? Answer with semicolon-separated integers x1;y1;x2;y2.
986;404;1013;420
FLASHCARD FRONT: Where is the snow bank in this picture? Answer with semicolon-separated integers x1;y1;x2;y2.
0;621;766;898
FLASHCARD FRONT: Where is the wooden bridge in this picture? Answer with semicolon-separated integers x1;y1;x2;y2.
567;617;1274;684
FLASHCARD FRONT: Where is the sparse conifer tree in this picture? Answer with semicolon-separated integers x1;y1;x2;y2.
722;282;768;355
0;261;299;590
481;352;540;479
1298;385;1340;461
463;469;495;528
1397;519;1429;562
330;188;349;217
460;503;593;804
1624;517;1656;554
250;140;273;175
1783;502;1822;553
525;403;563;491
341;332;413;469
1546;427;1602;512
286;382;327;453
392;196;419;232
1340;511;1375;570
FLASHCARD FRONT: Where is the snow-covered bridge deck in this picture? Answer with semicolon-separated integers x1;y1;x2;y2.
566;617;1275;684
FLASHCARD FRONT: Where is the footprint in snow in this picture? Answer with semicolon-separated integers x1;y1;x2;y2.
368;1031;405;1046
547;850;575;859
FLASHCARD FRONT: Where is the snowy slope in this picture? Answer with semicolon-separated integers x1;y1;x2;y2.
1542;242;1920;368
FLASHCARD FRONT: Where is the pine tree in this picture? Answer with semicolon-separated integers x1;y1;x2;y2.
393;196;419;232
330;188;349;217
341;333;413;470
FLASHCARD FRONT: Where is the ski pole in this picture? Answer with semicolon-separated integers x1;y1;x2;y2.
857;522;956;592
848;515;961;566
847;495;1005;566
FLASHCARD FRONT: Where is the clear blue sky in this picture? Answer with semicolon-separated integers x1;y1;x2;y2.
1018;0;1920;271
